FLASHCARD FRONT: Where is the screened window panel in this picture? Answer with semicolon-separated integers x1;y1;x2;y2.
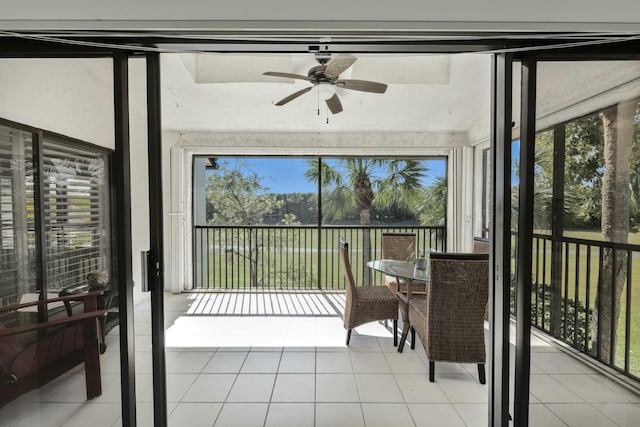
41;137;110;291
0;125;34;307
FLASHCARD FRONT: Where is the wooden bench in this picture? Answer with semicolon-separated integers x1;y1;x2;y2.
0;291;106;408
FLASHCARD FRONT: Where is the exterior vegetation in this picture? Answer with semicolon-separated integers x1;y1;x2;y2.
516;100;640;375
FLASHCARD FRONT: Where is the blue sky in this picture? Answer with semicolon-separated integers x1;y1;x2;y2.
209;157;446;193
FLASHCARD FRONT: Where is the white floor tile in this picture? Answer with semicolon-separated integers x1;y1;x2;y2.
316;374;359;402
214;403;268;427
278;352;316;373
546;403;618;427
203;352;248;373
316;352;353;373
316;335;348;348
600;381;640;403
554;374;633;403
408;403;466;427
430;361;471;376
529;374;584;403
62;403;122;427
453;403;488;427
265;403;315;427
355;374;404;403
91;374;124;403
226;374;276;402
240;352;282;373
436;374;488;403
12;403;83;427
216;346;252;352
384;352;429;374
362;403;416;427
592;402;640;427
181;374;237;402
271;374;315;402
315;403;365;427
395;374;450;403
350;352;391;373
138;373;198;403
315;343;349;353
168;402;222;427
18;293;640;427
528;404;566;427
99;352;122;374
533;352;594;374
347;336;382;352
18;373;83;403
167;351;214;373
377;336;398;353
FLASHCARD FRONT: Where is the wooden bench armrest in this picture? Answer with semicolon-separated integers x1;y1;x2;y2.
0;309;107;337
0;291;105;314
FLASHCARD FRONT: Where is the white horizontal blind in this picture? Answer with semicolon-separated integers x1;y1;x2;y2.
42;138;110;291
0;125;34;307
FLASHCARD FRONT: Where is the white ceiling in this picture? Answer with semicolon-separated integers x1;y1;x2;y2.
160;53;640;143
160;53;492;135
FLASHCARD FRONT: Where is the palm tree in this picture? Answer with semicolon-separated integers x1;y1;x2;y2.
417;175;447;226
305;158;427;284
591;102;634;360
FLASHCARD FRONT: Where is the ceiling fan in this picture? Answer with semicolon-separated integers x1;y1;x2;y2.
263;54;388;114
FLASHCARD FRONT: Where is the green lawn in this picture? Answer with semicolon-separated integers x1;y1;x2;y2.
529;230;640;377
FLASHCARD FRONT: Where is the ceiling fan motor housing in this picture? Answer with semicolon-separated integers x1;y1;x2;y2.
307;65;334;83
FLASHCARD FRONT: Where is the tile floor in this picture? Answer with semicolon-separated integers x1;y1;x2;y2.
1;291;639;426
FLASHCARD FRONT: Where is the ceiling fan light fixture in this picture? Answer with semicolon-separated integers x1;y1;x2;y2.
263;54;387;114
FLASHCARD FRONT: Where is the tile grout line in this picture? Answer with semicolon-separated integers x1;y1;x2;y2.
386;350;420;427
261;348;284;427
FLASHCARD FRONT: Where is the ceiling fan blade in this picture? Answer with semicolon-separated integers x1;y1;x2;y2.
275;86;313;106
324;54;357;79
336;79;388;94
325;93;343;114
263;71;310;81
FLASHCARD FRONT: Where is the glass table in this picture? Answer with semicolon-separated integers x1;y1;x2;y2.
367;259;429;352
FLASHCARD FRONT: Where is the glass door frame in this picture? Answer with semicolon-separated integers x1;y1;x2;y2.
0;45;138;426
3;33;637;427
147;41;515;427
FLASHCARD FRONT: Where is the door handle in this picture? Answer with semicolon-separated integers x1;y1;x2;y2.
141;250;159;292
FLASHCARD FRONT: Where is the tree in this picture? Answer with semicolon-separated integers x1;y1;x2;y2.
305;159;427;284
417;175;447;226
208;163;282;226
564;116;606;228
207;162;283;287
511;131;558;231
591;101;635;360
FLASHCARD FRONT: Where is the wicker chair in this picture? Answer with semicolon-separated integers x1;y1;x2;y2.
381;233;426;294
408;252;489;383
339;237;399;345
473;237;490;254
472;237;490;320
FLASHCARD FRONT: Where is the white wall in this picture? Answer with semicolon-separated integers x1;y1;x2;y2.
0;0;639;30
0;58;115;148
